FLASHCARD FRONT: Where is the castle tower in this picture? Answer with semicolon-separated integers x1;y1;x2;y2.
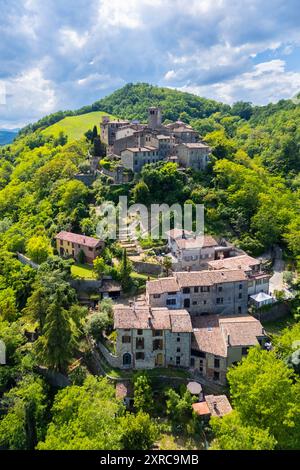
148;107;162;129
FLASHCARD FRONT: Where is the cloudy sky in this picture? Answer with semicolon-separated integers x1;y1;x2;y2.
0;0;300;128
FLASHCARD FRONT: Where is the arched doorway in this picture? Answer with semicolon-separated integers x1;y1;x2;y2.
123;353;131;367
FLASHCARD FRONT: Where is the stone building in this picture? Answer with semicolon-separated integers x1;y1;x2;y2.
191;314;266;384
121;146;162;172
109;304;265;379
176;142;211;170
113;305;192;369
148;107;162;129
207;254;270;296
55;231;104;264
100;117;130;146
146;270;249;316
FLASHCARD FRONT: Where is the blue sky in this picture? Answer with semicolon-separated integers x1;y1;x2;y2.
0;0;300;128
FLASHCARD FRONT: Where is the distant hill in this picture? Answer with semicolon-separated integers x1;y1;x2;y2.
0;129;19;145
42;111;116;142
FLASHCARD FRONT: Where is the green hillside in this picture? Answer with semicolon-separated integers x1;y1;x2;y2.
42;111;115;141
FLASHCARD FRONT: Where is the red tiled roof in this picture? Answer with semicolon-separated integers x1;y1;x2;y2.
113;305;191;332
192;401;210;416
176;235;218;250
208;255;261;271
175;269;248;287
55;231;103;248
147;277;180;295
191;314;265;357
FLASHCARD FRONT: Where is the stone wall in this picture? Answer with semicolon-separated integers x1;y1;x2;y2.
98;341;121;368
254;301;291;323
74;174;96;187
17;252;39;269
131;260;162;275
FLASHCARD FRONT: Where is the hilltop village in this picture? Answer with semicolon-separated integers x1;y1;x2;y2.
53;107;276;388
1;88;299;451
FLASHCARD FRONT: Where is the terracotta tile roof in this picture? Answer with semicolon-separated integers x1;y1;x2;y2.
147;277;180;295
55;231;103;248
180;142;209;148
113;305;191;332
124;146;157;153
170;310;193;333
176;235;219;250
205;395;232;417
175;269;248;288
192;315;227;357
191;314;265;357
166;228;194;240
220;316;264;347
192;401;210;416
208;255;261;271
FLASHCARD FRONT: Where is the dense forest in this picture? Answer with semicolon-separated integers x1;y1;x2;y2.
0;83;299;450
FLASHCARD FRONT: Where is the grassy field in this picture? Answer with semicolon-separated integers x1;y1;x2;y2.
42;111;116;141
71;263;97;279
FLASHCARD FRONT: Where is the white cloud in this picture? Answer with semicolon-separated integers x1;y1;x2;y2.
0;67;56;127
178;59;300;104
59;28;89;53
77;73;124;90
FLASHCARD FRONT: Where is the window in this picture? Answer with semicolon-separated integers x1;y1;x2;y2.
136;352;145;361
137;329;143;336
239;284;243;290
176;356;181;366
122;336;131;344
203;300;207;305
190;358;195;367
242;347;249;356
153;294;161;299
88;247;93;252
166;299;176;306
218;286;223;292
136;338;144;350
177;337;180;342
238;307;242;314
153;339;163;351
216;298;224;304
177;347;181;353
238;293;242;299
194;287;199;293
153;330;163;337
201;286;210;292
183;287;190;294
60;240;63;246
192;301;197;305
214;358;220;368
184;298;190;308
213;371;220;381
